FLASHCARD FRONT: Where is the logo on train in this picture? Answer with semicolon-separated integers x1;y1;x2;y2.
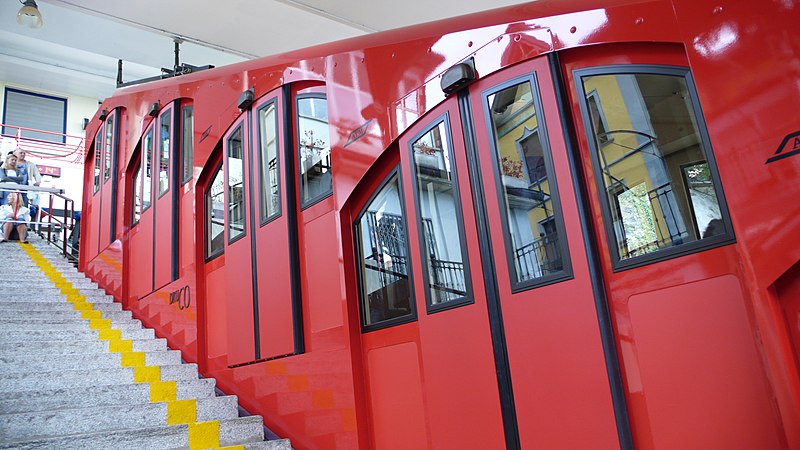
766;131;800;164
168;285;191;310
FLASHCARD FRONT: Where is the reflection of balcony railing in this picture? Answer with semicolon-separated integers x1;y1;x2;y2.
515;234;561;281
430;258;466;302
0;123;85;164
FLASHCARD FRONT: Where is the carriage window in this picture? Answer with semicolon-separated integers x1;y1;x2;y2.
580;70;729;263
181;106;194;184
226;127;246;242
206;163;225;259
297;95;331;207
93;130;102;193
104;115;114;182
410;118;471;309
142;128;153;211
355;171;415;329
258;101;280;222
485;78;567;287
158;110;171;196
132;161;141;225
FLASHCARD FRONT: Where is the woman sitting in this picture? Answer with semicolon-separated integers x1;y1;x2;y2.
0;192;30;243
0;153;24;206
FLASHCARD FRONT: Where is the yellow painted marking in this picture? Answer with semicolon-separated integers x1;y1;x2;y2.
121;352;145;367
150;381;177;402
167;399;197;425
81;309;102;320
134;365;161;383
89;318;111;329
109;339;133;353
72;301;93;311
219;446;245;450
188;421;220;449
98;329;122;341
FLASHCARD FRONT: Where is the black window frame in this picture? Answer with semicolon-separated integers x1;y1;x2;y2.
205;160;225;261
131;158;141;227
181;105;194;186
573;64;735;272
296;93;333;209
481;73;574;293
93;128;102;194
225;124;247;245
406;112;474;313
103;114;114;183
2;87;67;144
354;166;418;332
141;126;154;213
257;98;282;226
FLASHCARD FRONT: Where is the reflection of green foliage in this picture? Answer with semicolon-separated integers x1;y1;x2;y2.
686;162;710;182
618;183;657;254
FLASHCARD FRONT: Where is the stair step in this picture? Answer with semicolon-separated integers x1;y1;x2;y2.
0;327;155;342
0;364;201;392
0;416;268;450
3;318;142;331
0;337;168;355
0;349;182;373
0;379;217;414
0;309;132;321
0;301;122;312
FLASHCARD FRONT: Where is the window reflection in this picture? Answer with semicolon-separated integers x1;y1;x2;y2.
159;110;171;196
410;119;469;306
206;164;225;257
259;102;280;221
226;128;245;241
104;115;113;182
298;96;331;206
132;162;141;225
582;72;725;260
356;173;413;327
93;131;102;193
486;80;564;284
182;106;194;183
142;129;153;210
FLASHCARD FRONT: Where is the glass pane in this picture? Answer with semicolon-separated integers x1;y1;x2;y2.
142;129;153;210
93;131;102;193
159;110;171;196
258;102;280;221
298;96;331;205
207;165;225;257
486;80;564;283
133;163;141;224
182;106;194;183
104;116;113;182
582;73;725;260
356;173;413;326
411;120;468;305
227;128;245;241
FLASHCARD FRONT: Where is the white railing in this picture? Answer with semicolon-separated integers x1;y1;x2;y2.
0;123;85;164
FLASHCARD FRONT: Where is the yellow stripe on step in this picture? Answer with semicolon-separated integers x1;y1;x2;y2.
188;421;221;449
167;399;197;425
134;365;161;383
150;381;177;402
121;352;145;367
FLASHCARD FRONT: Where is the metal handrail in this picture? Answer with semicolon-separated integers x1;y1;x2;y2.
0;123;86;163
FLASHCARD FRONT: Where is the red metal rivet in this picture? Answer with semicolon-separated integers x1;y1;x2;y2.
570;26;577;33
713;6;723;14
514;34;521;41
635;17;645;25
468;41;473;47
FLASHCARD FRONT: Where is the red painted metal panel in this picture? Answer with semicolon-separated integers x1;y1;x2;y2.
154;106;175;291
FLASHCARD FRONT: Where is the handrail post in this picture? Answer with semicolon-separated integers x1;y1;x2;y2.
47;193;54;244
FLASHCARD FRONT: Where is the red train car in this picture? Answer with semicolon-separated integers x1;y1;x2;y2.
80;0;800;448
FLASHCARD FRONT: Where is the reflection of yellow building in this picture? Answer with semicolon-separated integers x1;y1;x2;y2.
582;73;723;259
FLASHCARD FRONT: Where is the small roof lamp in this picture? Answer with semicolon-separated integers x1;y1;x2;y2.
17;0;43;29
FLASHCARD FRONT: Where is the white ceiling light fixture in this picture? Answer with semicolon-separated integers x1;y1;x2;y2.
17;0;43;29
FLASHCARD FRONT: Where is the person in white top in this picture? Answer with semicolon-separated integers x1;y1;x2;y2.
0;192;30;243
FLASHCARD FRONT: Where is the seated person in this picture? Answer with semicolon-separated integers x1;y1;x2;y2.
0;153;24;206
0;192;30;243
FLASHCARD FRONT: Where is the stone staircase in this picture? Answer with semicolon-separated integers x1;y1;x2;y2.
0;239;291;450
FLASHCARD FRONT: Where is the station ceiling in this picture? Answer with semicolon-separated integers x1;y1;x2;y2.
1;0;525;100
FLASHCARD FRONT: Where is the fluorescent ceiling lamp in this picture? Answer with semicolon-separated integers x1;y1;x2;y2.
17;0;43;29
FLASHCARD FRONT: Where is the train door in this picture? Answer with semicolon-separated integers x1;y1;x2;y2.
216;88;296;366
152;105;176;290
97;109;118;252
86;126;102;261
561;45;784;448
130;122;155;300
350;56;623;449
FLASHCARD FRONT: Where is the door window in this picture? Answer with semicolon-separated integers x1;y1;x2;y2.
142;128;153;211
483;76;570;289
297;95;331;207
226;126;246;243
93;130;102;193
158;110;171;197
104;115;114;183
355;170;416;330
575;67;732;266
181;106;194;184
408;116;472;310
205;162;225;259
258;101;281;222
132;161;141;225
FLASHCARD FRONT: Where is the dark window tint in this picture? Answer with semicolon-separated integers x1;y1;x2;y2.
297;96;331;207
226;127;245;242
181;106;194;184
258;102;280;222
206;163;225;258
410;119;470;307
104;115;114;182
142;128;153;211
159;110;171;196
356;172;414;328
581;71;727;261
486;79;566;285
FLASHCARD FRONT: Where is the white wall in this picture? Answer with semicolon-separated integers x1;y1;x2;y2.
0;81;99;211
